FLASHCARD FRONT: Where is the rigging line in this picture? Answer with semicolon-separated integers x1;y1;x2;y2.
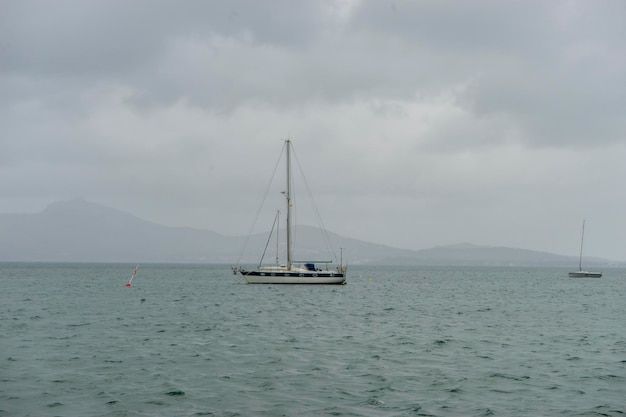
289;151;297;258
258;210;281;268
235;141;287;266
291;145;340;265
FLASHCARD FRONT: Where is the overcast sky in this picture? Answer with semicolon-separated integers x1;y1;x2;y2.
2;0;625;260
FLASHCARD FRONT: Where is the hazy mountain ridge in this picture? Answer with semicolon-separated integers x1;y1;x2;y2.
0;199;621;267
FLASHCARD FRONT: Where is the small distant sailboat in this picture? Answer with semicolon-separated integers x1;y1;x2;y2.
125;265;139;287
568;221;602;278
233;139;346;284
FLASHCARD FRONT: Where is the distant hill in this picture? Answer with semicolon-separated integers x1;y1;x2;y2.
0;199;620;267
376;243;594;267
0;199;250;263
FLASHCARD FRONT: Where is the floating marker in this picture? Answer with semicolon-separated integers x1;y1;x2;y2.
125;265;139;287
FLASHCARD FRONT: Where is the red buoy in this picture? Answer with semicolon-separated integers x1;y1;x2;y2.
125;282;131;287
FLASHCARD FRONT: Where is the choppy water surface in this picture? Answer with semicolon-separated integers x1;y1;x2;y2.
1;263;625;416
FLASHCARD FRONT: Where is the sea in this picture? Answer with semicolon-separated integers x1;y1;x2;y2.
1;263;625;417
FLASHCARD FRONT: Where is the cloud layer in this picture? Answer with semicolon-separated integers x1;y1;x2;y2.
2;0;625;259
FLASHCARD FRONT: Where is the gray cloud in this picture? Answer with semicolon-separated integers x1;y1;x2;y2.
2;0;626;260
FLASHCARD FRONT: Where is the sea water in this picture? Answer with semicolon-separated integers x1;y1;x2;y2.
1;263;624;416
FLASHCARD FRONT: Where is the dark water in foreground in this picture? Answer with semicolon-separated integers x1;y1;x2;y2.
1;263;625;417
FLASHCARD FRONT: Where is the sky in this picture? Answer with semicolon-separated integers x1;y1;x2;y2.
1;0;625;260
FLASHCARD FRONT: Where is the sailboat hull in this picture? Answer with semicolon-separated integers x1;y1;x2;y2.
568;271;602;278
239;270;346;284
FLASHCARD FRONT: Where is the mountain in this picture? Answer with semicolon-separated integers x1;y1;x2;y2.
0;199;620;266
0;200;238;263
377;243;587;267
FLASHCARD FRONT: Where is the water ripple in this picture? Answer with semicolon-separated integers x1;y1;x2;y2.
1;264;625;416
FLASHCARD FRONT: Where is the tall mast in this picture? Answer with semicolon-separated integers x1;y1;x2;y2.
578;219;585;271
285;140;292;269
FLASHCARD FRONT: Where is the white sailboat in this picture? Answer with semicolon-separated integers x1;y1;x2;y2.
233;139;347;284
568;220;602;278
